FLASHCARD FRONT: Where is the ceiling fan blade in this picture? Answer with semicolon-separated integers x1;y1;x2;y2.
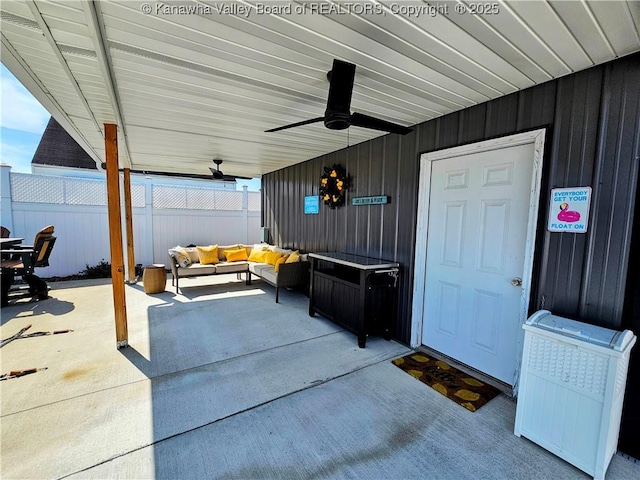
266;59;411;135
209;167;224;179
350;112;413;135
265;117;324;133
209;167;253;181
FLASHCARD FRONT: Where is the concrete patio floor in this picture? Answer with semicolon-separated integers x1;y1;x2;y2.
1;275;639;479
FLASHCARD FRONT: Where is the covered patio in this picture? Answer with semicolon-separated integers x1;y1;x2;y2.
2;0;640;474
2;276;639;479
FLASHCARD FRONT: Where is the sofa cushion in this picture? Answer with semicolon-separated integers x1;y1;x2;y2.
196;244;219;265
214;261;250;274
177;263;217;276
258;266;278;285
169;246;192;268
265;251;283;266
224;248;248;262
218;244;240;261
249;263;271;276
274;255;289;273
273;247;294;256
239;244;260;257
286;251;300;263
248;249;269;263
184;247;200;263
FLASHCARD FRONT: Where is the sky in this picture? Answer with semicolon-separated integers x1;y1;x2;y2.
0;64;51;173
0;64;261;191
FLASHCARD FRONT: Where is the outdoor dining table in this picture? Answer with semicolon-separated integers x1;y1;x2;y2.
0;237;25;247
1;237;25;260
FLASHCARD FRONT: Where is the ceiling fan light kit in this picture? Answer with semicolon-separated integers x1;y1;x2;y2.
266;59;413;136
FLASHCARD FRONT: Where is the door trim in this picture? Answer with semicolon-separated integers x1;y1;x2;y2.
410;129;546;388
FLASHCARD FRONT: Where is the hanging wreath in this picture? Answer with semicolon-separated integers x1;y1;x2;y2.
320;164;350;209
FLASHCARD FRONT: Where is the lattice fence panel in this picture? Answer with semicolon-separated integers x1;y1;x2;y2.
248;192;261;211
187;188;217;210
215;190;243;211
131;184;146;208
11;173;65;204
11;173;257;212
65;178;107;205
153;185;187;209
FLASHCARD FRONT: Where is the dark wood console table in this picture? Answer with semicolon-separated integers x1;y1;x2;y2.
308;252;400;348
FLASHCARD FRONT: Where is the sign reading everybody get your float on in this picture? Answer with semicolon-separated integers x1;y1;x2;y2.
547;187;592;233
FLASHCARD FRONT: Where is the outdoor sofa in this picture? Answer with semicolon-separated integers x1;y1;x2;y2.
168;243;309;302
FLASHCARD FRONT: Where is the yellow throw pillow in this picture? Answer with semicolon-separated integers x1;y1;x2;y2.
196;245;219;265
265;251;283;266
274;255;289;273
248;249;269;263
285;251;300;263
224;248;248;262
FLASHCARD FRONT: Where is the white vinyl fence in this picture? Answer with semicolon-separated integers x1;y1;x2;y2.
1;167;261;277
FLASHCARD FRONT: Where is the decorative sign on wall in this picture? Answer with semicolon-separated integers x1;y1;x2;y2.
352;195;389;206
304;195;319;214
547;187;592;233
320;164;350;209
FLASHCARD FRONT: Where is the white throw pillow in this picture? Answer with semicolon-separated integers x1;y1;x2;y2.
169;245;192;268
273;247;293;255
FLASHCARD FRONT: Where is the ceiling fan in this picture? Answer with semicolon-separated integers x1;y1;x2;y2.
209;159;252;181
266;59;412;136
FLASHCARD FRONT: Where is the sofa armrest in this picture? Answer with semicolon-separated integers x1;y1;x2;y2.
168;254;180;278
277;261;310;288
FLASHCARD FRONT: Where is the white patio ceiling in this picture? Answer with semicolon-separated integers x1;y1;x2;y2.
1;1;639;179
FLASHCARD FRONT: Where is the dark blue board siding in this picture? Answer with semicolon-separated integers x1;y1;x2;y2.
262;54;640;456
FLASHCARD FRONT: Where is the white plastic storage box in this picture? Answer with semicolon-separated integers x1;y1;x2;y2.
514;310;636;480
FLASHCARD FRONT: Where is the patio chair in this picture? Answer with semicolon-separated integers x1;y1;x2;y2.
1;225;57;306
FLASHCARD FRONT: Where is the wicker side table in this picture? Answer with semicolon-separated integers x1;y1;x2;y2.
143;264;167;294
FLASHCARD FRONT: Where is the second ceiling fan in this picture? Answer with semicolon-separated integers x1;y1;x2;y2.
266;59;413;136
209;159;252;181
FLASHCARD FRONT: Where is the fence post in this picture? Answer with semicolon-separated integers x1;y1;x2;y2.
123;168;136;283
145;176;154;263
242;185;249;244
0;164;13;233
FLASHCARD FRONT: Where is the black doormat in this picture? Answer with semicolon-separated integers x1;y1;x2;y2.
392;352;500;412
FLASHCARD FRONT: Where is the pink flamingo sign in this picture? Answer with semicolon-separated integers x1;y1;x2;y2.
547;187;592;233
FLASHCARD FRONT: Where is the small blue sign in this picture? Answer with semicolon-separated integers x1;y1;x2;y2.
352;195;389;206
304;195;319;214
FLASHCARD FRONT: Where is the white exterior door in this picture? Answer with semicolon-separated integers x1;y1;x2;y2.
420;143;535;385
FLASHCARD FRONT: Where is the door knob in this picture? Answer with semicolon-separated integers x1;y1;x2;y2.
511;277;523;287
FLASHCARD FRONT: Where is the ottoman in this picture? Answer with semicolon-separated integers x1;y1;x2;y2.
143;264;167;294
